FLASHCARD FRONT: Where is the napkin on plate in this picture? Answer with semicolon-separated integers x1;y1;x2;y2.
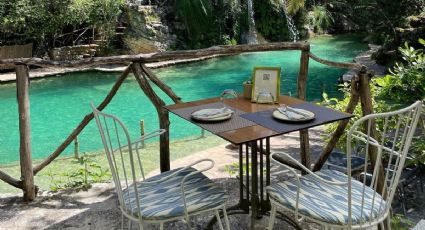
278;106;310;120
192;108;233;119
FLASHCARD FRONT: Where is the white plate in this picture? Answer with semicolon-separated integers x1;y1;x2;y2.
272;108;315;122
191;108;233;122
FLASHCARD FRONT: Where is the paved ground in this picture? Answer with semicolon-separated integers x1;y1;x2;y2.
0;128;424;229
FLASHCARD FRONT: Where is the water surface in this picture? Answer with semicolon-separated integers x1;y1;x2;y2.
0;35;367;164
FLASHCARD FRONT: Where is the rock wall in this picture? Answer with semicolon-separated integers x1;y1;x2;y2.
124;5;176;54
48;44;98;61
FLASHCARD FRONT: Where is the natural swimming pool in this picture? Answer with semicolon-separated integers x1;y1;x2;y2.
0;36;367;164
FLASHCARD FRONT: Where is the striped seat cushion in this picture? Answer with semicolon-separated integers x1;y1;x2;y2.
267;169;386;225
122;167;227;220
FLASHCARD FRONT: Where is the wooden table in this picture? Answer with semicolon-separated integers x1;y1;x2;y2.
165;95;352;229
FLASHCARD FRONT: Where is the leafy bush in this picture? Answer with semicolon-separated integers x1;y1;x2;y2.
375;39;425;104
46;154;111;192
322;40;425;165
0;0;125;52
321;82;388;150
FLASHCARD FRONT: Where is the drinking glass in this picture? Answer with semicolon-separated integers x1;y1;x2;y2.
220;89;238;109
256;91;275;104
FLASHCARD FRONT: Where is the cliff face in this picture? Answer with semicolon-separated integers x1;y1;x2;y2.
123;5;176;54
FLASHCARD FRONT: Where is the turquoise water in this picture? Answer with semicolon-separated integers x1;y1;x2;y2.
0;36;367;164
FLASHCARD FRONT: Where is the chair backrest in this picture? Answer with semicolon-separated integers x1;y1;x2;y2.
346;101;423;227
90;103;144;216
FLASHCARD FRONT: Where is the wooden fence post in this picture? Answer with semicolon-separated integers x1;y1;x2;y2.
298;49;311;170
16;64;36;201
312;76;360;171
358;68;388;197
140;120;146;148
74;136;79;158
132;63;170;172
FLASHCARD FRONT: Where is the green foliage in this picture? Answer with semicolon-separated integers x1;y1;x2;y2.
254;0;291;41
391;214;414;230
286;0;306;15
326;0;424;47
174;0;213;47
173;0;241;48
0;0;124;50
47;154;111;192
321;82;381;149
308;5;333;33
322;41;425;164
224;161;266;178
375;39;425;104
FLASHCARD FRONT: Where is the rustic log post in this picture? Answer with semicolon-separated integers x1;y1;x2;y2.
33;66;131;174
312;76;360;171
132;63;170;172
140;120;146;148
0;169;23;189
298;49;311;170
358;67;388;198
141;64;182;103
16;64;36;201
74;136;79;159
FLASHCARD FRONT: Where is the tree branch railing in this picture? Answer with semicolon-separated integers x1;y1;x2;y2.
0;41;376;201
33;66;132;175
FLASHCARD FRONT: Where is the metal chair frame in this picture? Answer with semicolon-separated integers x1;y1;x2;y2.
267;101;423;230
91;103;230;230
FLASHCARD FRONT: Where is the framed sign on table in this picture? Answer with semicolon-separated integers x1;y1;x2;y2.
251;67;281;103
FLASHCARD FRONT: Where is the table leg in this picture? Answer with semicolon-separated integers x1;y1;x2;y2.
207;139;300;230
250;140;260;229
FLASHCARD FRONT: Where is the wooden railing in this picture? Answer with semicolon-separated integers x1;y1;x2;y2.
0;42;377;201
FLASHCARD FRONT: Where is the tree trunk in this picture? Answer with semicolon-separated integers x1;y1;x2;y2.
16;65;36;201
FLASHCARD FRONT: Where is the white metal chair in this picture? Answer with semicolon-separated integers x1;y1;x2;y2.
266;101;423;229
90;104;230;230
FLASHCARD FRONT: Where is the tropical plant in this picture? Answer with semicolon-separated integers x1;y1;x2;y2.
375;39;425;104
308;5;333;33
174;0;213;47
286;0;305;15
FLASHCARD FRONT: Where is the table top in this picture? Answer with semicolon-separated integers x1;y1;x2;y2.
165;95;353;145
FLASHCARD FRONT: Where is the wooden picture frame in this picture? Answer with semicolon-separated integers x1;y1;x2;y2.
251;67;281;103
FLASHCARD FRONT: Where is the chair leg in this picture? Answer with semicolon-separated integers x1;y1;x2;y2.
128;219;132;230
222;208;231;230
215;210;225;230
185;216;192;230
121;213;125;230
268;204;277;230
387;215;392;230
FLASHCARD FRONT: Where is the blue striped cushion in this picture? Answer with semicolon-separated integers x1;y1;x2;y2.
267;169;386;225
122;167;227;220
